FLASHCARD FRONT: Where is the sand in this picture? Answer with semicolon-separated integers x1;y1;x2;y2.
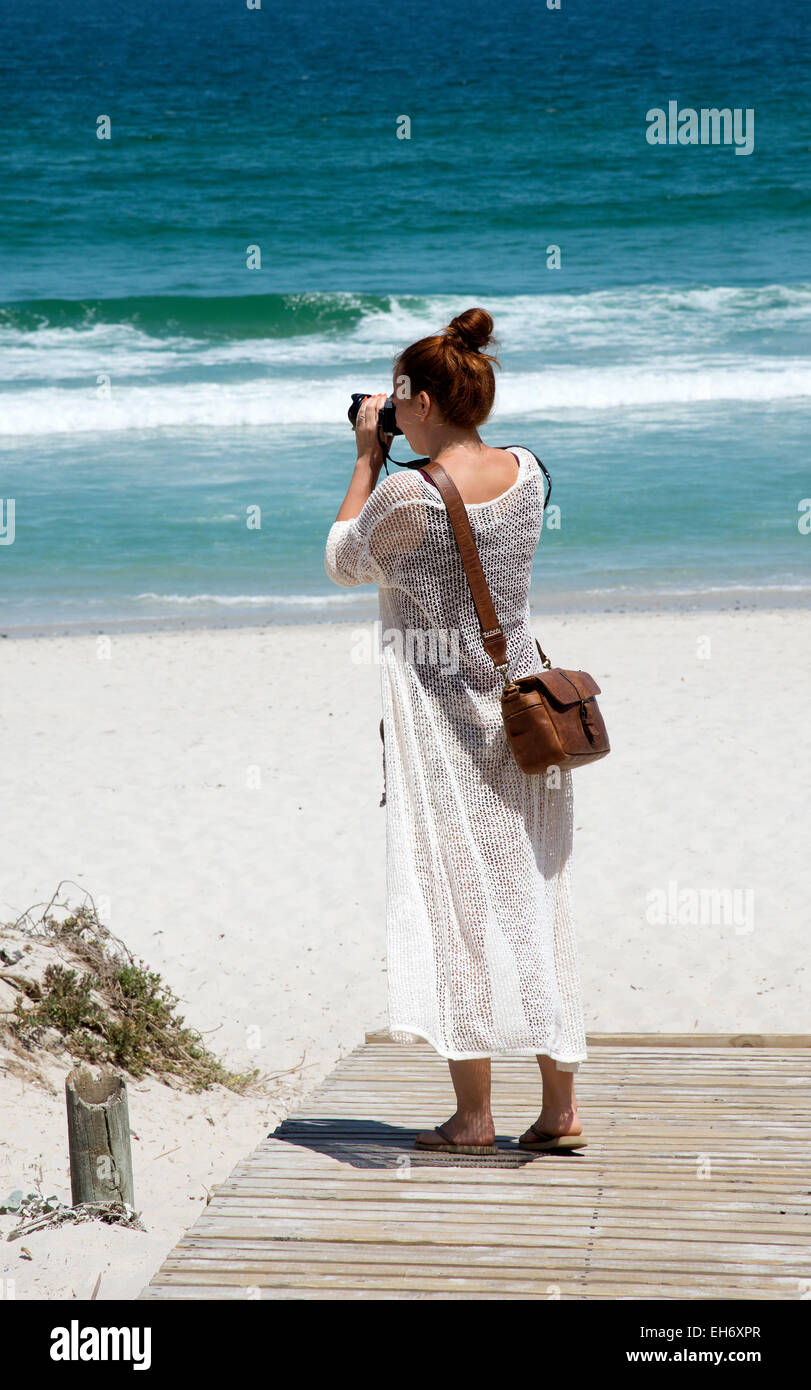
1;607;809;1298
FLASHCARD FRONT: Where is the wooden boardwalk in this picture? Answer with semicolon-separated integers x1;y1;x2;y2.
139;1035;811;1300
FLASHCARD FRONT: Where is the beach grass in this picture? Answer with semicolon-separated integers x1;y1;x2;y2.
2;887;262;1094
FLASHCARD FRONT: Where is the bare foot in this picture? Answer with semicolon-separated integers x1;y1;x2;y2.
519;1106;582;1145
416;1110;495;1147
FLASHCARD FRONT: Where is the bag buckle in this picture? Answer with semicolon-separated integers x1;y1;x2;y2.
496;663;512;689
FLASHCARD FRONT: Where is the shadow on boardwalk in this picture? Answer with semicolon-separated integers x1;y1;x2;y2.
271;1115;575;1169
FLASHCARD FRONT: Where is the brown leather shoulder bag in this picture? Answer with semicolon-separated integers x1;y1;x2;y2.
417;455;611;775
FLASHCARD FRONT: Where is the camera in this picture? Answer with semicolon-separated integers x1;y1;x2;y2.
347;393;402;437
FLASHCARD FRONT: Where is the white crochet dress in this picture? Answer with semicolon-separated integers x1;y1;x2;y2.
324;446;587;1070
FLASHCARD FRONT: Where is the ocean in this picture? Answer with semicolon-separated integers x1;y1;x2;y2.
1;0;809;629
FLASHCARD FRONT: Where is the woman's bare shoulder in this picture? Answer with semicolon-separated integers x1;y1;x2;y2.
436;446;523;504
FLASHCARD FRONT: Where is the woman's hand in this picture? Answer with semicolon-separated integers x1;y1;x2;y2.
353;392;388;467
335;393;390;521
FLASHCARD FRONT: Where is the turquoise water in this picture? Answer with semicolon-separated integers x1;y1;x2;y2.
1;0;809;626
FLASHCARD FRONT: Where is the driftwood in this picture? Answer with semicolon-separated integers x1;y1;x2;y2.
65;1065;135;1208
5;1195;145;1240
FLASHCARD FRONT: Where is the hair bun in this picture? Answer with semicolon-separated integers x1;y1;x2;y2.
445;307;494;352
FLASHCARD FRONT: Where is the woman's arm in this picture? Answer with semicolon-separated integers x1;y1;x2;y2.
324;396;426;587
335;455;383;521
334;393;387;521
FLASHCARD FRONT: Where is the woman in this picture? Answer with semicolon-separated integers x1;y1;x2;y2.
324;307;587;1155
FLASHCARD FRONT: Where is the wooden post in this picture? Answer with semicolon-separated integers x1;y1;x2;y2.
65;1065;135;1208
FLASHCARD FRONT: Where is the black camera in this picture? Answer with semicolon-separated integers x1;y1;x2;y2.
347;393;402;437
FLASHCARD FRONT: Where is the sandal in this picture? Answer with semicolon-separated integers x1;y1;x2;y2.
414;1122;498;1155
518;1122;588;1151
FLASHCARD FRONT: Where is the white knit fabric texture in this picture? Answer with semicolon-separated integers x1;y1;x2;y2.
324;446;587;1070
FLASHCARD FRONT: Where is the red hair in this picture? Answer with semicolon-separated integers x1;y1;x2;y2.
395;307;500;427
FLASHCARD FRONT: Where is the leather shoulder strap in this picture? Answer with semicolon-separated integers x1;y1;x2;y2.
419;461;508;669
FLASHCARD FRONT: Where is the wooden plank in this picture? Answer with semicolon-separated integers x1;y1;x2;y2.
138;1268;798;1295
137;1284;786;1302
139;1035;811;1301
155;1242;811;1273
365;1031;811;1047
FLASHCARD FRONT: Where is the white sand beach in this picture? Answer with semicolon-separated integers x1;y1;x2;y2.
1;606;809;1299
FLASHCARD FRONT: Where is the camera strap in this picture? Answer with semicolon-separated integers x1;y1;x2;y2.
377;428;429;473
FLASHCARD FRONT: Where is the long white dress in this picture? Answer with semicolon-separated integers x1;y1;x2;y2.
324;445;587;1071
